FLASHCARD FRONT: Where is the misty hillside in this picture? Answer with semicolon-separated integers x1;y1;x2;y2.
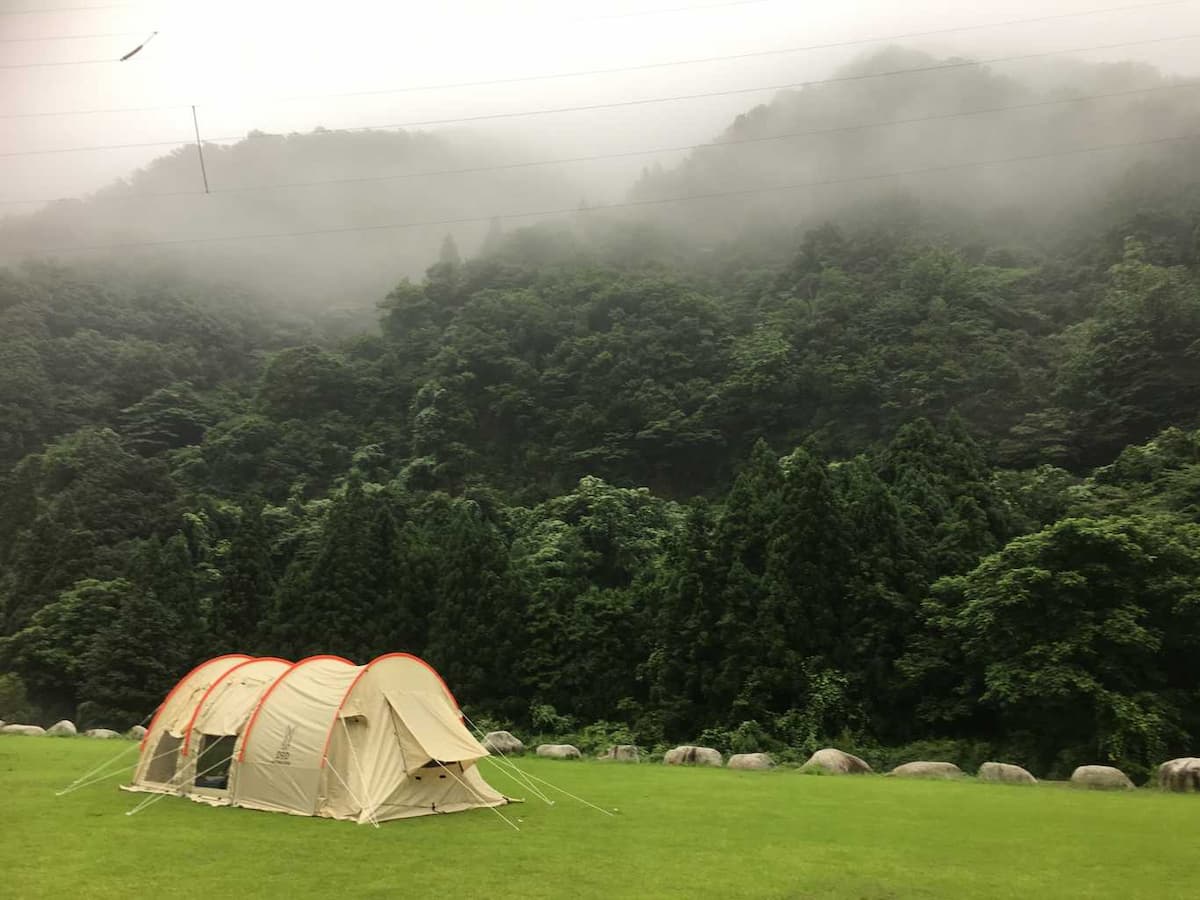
0;128;586;311
5;47;1200;315
5;31;1200;789
631;48;1200;245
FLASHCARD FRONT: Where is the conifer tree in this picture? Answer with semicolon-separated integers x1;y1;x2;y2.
272;476;400;662
648;501;718;735
424;500;521;712
212;503;275;654
758;447;849;711
710;440;784;718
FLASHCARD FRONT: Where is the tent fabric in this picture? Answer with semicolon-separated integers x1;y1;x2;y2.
133;654;250;787
383;689;489;763
187;657;292;741
124;652;510;824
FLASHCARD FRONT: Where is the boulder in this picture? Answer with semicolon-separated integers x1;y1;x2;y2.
535;743;581;759
1;724;46;736
1157;758;1200;793
483;731;524;755
663;746;723;767
977;761;1037;785
728;753;774;770
126;725;147;741
599;745;639;762
888;761;963;779
46;720;78;737
84;728;122;740
801;747;873;775
1070;765;1134;790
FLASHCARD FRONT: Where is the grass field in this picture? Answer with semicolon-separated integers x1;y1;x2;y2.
1;735;1194;899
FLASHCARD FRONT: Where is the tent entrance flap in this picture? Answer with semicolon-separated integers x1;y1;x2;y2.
196;735;236;791
146;733;182;784
382;690;488;764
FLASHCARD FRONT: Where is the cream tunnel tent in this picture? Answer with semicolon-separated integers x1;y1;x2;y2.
125;653;509;824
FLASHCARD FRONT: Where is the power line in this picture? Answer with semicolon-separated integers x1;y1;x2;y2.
266;0;1194;106
3;31;1197;159
273;34;1200;133
1;29;149;66
0;31;140;42
0;4;133;14
582;0;771;19
0;0;1186;115
4;79;1197;207
0;135;195;158
12;131;1198;254
0;57;114;69
0;1;772;67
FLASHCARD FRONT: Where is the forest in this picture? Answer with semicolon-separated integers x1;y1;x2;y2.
2;48;1200;781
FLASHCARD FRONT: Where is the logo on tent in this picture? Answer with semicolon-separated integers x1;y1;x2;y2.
273;725;296;765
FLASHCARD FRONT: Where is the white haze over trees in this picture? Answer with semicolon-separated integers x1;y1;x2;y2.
2;0;1200;308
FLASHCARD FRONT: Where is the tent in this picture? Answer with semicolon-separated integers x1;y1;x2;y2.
124;653;510;824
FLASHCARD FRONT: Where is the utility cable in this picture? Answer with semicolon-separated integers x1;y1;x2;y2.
3;30;1197;159
4;78;1197;207
0;31;140;42
0;0;1186;114
0;4;134;14
20;129;1195;255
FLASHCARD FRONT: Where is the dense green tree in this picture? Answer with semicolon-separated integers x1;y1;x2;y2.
833;457;920;734
878;417;1005;578
646;502;719;735
5;158;1200;768
1058;240;1200;466
210;503;275;654
0;427;179;632
0;579;125;717
423;499;522;713
79;577;192;729
271;476;402;662
119;382;217;456
754;448;850;715
709;440;784;719
909;515;1200;776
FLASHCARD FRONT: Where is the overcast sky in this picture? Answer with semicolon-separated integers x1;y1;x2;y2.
3;0;1199;211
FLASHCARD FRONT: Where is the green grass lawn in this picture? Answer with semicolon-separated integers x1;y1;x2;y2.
1;735;1195;899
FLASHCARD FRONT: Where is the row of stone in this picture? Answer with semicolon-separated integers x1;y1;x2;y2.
804;750;1200;792
0;720;147;740
483;733;1200;792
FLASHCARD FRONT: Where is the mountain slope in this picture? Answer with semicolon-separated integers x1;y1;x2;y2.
0;128;586;311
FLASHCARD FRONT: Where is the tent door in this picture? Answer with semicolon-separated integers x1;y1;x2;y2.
146;733;182;785
323;715;370;816
194;734;236;794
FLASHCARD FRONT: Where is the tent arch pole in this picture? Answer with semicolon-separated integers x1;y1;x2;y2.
316;651;460;770
139;654;250;752
179;657;291;757
387;651;463;711
236;654;354;762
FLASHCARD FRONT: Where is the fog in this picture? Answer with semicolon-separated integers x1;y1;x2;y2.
2;0;1199;308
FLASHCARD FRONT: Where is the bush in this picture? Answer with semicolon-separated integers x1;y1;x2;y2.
0;672;38;724
530;702;575;734
830;738;1000;775
459;707;509;738
572;721;636;755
